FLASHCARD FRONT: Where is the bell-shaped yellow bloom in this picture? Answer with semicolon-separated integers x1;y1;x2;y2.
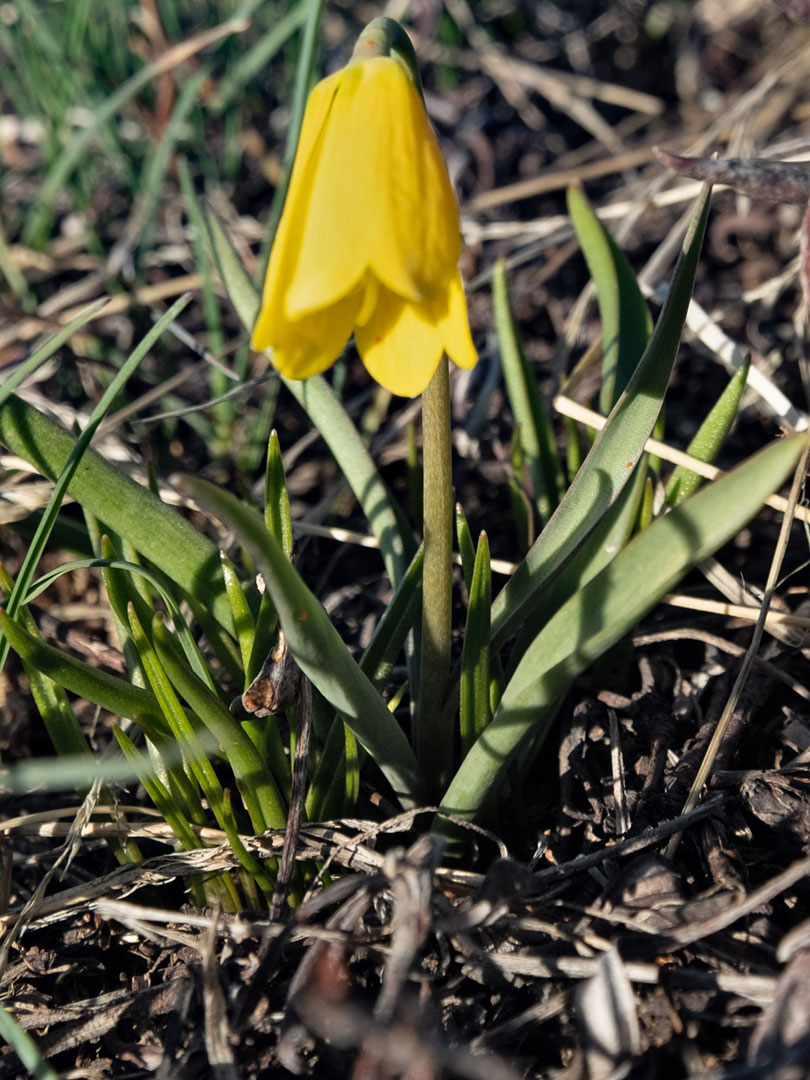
252;34;477;397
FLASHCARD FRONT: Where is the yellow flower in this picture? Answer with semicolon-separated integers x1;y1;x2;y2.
251;23;477;398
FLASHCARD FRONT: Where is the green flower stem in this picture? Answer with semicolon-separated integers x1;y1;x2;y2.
417;357;454;797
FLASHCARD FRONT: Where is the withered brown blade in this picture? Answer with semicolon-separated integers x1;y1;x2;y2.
242;628;302;717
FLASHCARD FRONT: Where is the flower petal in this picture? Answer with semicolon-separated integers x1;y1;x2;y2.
253;69;346;350
285;57;461;318
259;290;362;381
355;274;477;397
439;271;478;372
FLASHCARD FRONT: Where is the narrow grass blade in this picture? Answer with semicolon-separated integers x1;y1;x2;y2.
490;183;712;649
507;431;533;552
0;563;92;765
666;357;751;506
27;552;217;690
0;216;34;310
567;185;652;412
177;157;225;389
438;433;804;826
179;475;425;808
111;725;213;909
0;293;192;676
564;414;583;480
460;533;491;757
112;726;200;852
127;603;227;815
306;710;347;821
493;259;564;525
0;1002;60;1080
23;13;248;245
213;1;310;112
0;297;108;409
121;65;210;266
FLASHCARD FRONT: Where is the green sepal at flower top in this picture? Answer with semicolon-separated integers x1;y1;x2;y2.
350;17;424;95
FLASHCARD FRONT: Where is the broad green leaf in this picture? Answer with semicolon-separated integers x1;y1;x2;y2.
666;357;751;506
508;454;648;672
490;183;712;649
0;608;174;736
0;395;233;633
567;184;652;413
438;432;804;826
0;293;193;678
179;475;425;809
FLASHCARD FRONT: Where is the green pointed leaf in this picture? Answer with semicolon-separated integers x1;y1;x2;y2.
0;608;170;733
127;604;220;824
178;474;425;808
460;532;491;757
567;184;652;412
221;550;255;676
438;433;804;826
265;429;293;557
491;182;712;649
493;259;564;524
666;357;751;506
508;454;648;671
152;614;288;831
112;727;201;852
455;504;476;592
359;544;423;689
